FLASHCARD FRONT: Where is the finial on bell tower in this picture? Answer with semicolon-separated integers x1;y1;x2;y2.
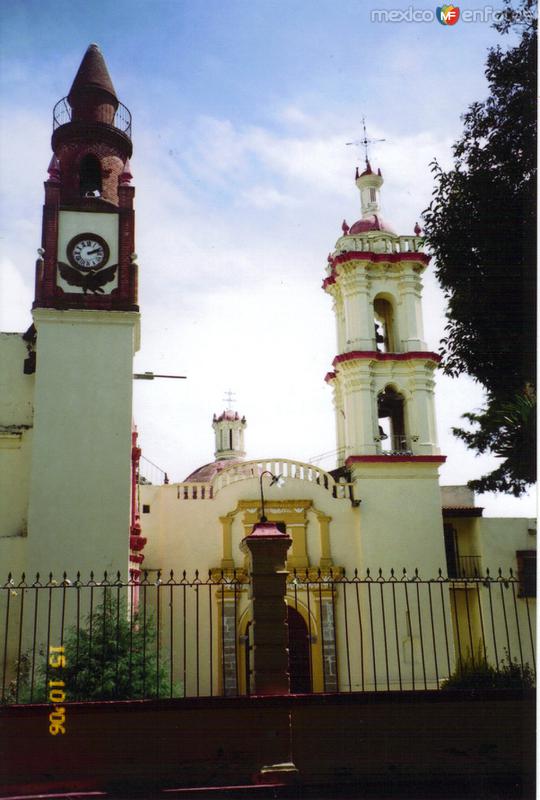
346;118;387;218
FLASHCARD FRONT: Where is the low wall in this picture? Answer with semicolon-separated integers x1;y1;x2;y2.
0;690;535;797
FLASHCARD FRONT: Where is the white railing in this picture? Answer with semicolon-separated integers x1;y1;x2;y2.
175;458;355;501
335;234;424;255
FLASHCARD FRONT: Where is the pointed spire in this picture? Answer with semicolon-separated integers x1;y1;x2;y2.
68;43;118;107
47;154;60;183
119;158;133;185
342;220;350;235
360;160;373;177
414;222;422;236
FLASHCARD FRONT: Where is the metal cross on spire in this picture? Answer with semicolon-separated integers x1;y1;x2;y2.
223;389;236;410
346;118;386;166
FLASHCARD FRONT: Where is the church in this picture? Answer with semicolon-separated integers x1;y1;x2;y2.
0;45;535;697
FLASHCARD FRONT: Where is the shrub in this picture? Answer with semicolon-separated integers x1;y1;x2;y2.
441;650;534;690
9;592;178;702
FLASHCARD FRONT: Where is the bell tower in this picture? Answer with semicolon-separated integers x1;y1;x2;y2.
27;45;140;578
323;164;446;573
213;410;247;461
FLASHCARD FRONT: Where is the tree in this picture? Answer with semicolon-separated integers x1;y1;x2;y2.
422;0;536;496
12;592;174;703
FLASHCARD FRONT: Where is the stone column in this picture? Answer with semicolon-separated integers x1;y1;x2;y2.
218;594;239;697
320;595;338;692
241;520;298;786
241;521;292;695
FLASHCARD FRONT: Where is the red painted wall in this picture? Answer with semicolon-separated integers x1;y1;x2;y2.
0;691;534;797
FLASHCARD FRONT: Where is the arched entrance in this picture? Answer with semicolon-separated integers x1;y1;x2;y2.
287;605;311;693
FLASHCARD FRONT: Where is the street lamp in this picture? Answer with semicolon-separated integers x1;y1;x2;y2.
259;470;285;522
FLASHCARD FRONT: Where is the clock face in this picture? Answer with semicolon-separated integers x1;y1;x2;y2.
67;233;110;271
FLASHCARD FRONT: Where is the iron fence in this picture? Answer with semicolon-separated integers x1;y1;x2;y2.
1;568;535;704
286;568;536;694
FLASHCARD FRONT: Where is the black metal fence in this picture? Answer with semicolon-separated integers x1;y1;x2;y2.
1;568;535;704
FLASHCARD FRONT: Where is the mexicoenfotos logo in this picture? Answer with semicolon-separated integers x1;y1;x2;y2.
436;5;460;24
369;5;533;24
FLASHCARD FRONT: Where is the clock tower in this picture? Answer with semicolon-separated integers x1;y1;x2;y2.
27;45;140;578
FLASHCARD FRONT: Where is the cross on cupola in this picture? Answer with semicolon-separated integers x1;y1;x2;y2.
346;117;386;171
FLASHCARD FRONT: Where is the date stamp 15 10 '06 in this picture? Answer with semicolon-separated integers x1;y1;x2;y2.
48;646;66;735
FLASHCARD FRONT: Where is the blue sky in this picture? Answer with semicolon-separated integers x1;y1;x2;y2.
0;0;535;518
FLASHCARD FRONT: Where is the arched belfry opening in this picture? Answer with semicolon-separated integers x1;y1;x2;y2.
374;296;396;353
79;153;102;197
377;386;409;453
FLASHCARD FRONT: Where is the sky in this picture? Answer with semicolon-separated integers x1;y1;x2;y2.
0;0;535;517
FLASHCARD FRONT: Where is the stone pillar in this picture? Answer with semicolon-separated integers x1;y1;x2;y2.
241;520;298;786
320;595;338;692
219;595;238;697
241;521;292;695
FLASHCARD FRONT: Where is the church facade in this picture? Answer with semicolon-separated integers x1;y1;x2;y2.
0;45;535;697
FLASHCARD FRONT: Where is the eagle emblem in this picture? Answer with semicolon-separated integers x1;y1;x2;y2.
57;262;118;294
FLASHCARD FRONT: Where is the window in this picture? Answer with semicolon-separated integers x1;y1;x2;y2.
377;386;408;453
516;550;536;597
373;297;395;352
142;504;150;514
444;525;459;578
370;187;376;202
79;154;102;196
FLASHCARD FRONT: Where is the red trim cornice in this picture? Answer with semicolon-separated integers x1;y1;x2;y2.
347;455;446;465
333;351;441;367
322;250;430;291
324;371;336;383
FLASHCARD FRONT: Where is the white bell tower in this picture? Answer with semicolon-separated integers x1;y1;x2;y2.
213;410;247;461
323;163;447;573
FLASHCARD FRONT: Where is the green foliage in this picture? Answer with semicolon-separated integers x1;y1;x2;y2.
11;593;177;703
441;649;535;690
422;0;537;495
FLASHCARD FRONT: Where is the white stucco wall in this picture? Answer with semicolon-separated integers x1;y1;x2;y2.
26;309;139;579
0;333;34;566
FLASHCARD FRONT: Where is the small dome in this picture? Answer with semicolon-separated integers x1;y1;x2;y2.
349;214;395;235
213;410;241;422
183;459;239;482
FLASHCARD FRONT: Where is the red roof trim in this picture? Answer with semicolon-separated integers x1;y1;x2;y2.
333;351;441;366
347;455;446;465
324;371;336;383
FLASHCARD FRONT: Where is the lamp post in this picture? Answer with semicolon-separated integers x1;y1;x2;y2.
259;470;285;522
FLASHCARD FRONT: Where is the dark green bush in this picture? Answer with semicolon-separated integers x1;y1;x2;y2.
441;650;534;690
